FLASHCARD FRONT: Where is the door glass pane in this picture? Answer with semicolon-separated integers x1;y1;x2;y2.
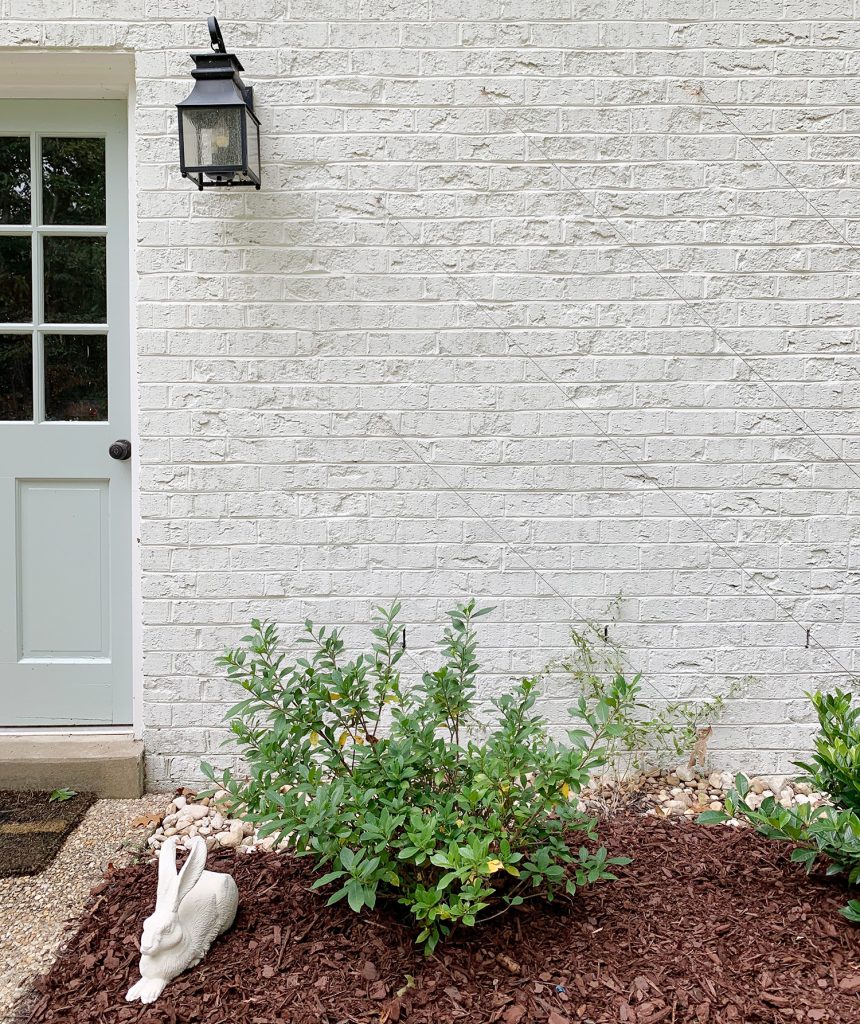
0;236;32;322
0;137;31;225
0;334;32;420
43;236;106;323
41;137;105;225
44;334;107;421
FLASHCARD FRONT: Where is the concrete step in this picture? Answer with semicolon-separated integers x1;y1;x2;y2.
0;736;145;798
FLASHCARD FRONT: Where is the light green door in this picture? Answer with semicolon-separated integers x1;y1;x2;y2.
0;101;131;725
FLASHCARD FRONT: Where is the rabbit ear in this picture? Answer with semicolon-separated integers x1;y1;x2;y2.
156;837;178;902
175;837;207;907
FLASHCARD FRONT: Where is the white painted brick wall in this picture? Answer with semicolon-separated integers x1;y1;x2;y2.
5;0;859;787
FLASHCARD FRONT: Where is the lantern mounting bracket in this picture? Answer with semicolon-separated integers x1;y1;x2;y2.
208;16;226;54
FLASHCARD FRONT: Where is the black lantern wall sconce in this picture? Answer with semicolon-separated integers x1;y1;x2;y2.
176;17;261;190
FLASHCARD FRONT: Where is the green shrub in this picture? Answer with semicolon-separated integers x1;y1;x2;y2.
795;689;860;813
203;600;630;952
698;688;860;922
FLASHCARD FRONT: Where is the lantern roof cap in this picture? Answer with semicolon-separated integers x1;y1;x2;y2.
187;50;245;77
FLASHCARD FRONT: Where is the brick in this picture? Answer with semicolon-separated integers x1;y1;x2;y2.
12;2;846;787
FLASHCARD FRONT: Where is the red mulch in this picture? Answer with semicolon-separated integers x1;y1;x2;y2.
22;815;860;1024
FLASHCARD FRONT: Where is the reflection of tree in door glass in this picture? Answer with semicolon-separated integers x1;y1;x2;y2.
44;334;108;421
0;236;32;322
43;236;106;324
41;138;105;226
0;334;33;420
0;137;31;225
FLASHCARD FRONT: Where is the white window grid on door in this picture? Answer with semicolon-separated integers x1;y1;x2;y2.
0;128;110;424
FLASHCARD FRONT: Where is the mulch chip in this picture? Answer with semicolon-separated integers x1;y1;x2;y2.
24;814;860;1023
0;790;95;878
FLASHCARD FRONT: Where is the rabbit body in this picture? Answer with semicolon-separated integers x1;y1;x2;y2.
126;836;239;1004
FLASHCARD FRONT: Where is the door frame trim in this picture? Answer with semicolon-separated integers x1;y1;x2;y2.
125;79;143;742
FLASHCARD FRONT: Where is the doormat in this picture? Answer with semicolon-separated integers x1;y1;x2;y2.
0;789;96;878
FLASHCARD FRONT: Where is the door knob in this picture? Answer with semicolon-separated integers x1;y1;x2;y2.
109;439;132;461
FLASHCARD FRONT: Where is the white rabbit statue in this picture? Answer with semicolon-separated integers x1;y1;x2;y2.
126;836;239;1004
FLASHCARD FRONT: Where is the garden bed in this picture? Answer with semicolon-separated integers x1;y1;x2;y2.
25;814;860;1024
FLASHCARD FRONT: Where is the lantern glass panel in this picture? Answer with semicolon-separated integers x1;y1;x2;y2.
181;107;243;171
244;108;260;181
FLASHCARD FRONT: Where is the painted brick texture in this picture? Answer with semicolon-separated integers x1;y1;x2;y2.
5;0;859;787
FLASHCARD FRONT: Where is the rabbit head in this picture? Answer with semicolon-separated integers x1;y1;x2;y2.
139;837;207;956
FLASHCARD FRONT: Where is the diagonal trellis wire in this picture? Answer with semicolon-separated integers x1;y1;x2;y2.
353;202;856;684
483;91;860;491
694;84;860;259
376;424;678;705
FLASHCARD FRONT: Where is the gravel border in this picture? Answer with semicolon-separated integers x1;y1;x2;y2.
0;794;169;1022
